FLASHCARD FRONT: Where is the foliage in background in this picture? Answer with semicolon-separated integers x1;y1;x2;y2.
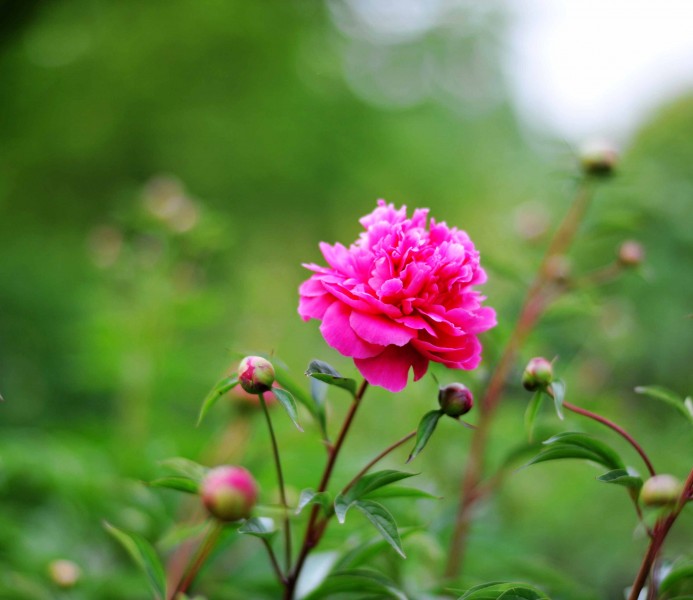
0;1;691;598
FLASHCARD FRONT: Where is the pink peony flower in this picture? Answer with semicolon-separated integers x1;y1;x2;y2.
298;200;496;392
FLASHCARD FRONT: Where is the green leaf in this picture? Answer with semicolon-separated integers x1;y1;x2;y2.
458;581;550;599
524;391;544;441
334;470;418;523
269;387;303;432
295;489;332;515
306;360;357;397
334;493;352;524
635;385;693;425
347;470;417;501
660;562;693;596
526;432;625;471
273;362;321;422
303;568;407;600
597;468;643;490
547;432;624;469
332;529;420;572
238;517;277;541
364;486;439;501
309;377;329;437
104;522;166;600
197;376;238;426
352;500;406;558
550;379;565;420
159;457;208;484
149;477;199;494
407;410;443;463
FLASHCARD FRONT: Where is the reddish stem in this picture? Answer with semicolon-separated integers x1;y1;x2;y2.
342;429;417;496
562;400;656;477
170;521;223;599
445;181;594;579
628;468;693;600
283;380;369;600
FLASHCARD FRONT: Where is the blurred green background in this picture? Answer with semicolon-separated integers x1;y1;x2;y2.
0;1;691;598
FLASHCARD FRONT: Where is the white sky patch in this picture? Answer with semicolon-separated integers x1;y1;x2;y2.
504;0;693;141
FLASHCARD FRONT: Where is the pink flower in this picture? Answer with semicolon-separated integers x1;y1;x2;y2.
298;200;496;392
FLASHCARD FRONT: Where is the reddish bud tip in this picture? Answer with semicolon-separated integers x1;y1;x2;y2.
201;466;258;522
617;240;645;267
522;357;554;392
238;356;275;394
580;140;619;177
438;383;474;418
640;474;683;507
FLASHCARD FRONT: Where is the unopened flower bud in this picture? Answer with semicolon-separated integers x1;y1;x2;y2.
438;383;474;418
545;254;571;283
201;466;258;522
579;140;619;177
48;559;81;588
522;357;553;391
617;240;644;267
640;474;683;507
238;356;275;394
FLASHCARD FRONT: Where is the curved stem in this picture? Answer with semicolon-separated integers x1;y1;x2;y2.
284;380;369;600
445;180;594;579
170;521;223;599
562;400;656;477
342;429;417;495
628;468;693;600
262;538;288;586
259;392;291;574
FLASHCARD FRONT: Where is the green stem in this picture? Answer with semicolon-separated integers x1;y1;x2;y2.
262;538;288;586
170;521;223;599
259;392;292;574
284;380;369;600
445;180;595;579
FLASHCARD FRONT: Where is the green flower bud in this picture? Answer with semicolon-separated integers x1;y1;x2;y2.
640;474;683;507
201;466;258;522
580;140;619;177
438;383;474;418
238;356;275;394
522;357;553;392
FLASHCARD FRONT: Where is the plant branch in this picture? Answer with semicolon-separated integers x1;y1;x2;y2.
445;180;594;579
259;392;292;573
342;429;417;495
262;538;288;586
170;521;223;599
627;467;693;600
283;380;369;599
562;400;656;477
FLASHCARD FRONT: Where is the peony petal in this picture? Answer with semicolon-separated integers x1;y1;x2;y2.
319;302;383;359
354;345;427;393
298;292;333;321
349;311;416;347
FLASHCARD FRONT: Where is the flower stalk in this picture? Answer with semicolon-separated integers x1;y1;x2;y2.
283;380;369;600
170;521;223;599
627;468;693;600
259;391;292;574
445;180;595;578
